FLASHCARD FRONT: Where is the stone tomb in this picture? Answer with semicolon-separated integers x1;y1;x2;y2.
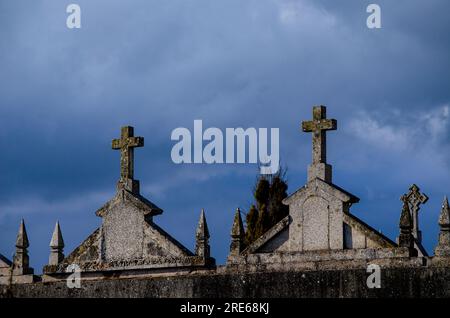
228;106;415;267
43;126;215;280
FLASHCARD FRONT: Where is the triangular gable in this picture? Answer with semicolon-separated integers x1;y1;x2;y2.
283;178;359;206
242;216;290;255
63;228;101;264
343;213;396;248
46;221;194;273
61;222;194;264
242;212;398;256
147;222;194;257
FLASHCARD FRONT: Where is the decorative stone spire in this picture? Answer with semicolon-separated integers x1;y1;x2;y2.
13;219;33;275
398;201;414;250
301;105;337;183
229;208;245;256
49;221;65;265
112;126;144;194
435;196;450;257
195;209;210;258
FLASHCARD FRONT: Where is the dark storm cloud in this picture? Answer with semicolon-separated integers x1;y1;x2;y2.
0;0;449;270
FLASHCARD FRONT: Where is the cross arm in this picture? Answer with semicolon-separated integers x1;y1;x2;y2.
320;119;337;130
301;119;337;132
129;137;144;147
420;193;429;204
112;139;121;149
302;120;315;132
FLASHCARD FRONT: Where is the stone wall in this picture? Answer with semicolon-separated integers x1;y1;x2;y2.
1;264;450;298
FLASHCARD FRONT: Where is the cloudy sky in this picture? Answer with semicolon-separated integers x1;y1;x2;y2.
0;0;449;271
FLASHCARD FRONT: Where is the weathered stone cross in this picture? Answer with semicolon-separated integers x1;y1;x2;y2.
302;106;337;165
112;126;144;183
301;106;337;183
401;184;428;243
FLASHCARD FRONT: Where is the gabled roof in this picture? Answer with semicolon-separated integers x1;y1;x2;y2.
60;220;194;267
242;216;290;255
96;188;163;218
242;211;398;256
63;228;101;265
283;178;359;205
343;213;397;248
0;254;12;267
149;222;194;256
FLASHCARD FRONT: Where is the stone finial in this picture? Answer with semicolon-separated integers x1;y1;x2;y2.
16;219;29;249
195;209;210;258
399;201;413;229
49;221;65;265
13;219;33;275
112;126;144;194
401;184;428;243
435;196;450;257
229;208;245;256
398;201;414;250
439;196;450;226
301;105;337;183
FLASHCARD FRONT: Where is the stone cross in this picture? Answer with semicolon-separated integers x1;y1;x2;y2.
302;106;337;182
112;126;144;191
398;200;414;249
401;184;428;243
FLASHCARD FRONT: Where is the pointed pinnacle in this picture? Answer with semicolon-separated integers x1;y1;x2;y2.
400;201;412;229
196;209;210;239
16;219;29;249
50;221;65;248
439;196;450;227
231;208;244;237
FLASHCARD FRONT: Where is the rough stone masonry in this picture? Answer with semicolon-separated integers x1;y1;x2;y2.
1;105;450;298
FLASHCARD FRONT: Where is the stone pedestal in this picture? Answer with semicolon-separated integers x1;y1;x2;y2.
307;163;332;183
435;231;450;257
